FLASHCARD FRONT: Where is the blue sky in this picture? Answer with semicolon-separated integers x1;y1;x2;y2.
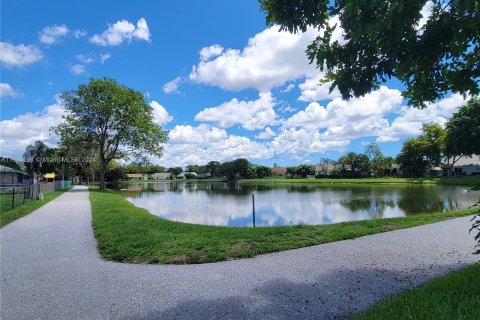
0;0;468;167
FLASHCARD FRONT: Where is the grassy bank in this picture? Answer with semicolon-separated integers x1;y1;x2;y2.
0;187;71;228
239;176;479;186
353;263;480;320
90;188;477;264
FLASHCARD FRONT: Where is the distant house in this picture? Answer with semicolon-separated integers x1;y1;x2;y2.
391;163;402;176
445;155;480;176
177;172;197;179
152;172;171;180
271;165;287;176
126;173;147;180
0;165;29;186
314;163;336;176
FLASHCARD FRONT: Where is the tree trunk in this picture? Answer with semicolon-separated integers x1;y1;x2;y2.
99;161;107;190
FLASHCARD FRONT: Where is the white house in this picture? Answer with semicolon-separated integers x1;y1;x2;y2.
152;172;171;180
450;155;480;176
314;163;336;176
126;173;147;180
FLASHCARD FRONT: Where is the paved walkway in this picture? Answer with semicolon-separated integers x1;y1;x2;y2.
1;186;478;319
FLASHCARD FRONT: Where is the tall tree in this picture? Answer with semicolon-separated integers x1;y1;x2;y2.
445;98;480;160
218;158;255;180
23;141;50;181
397;138;433;177
397;124;446;177
167;167;183;176
364;143;385;177
382;156;395;176
54;126;97;183
185;164;207;174
255;165;273;178
286;164;315;177
259;0;479;107
54;78;168;190
421;123;447;166
339;152;371;177
205;161;221;176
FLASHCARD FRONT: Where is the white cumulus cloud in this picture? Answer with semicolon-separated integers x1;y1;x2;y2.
74;29;87;39
0;83;21;99
70;64;86;75
199;44;224;61
298;74;341;102
0;42;43;68
189;27;317;92
149;101;173;126
161;124;273;166
271;128;350;159
90;18;151;46
189;16;345;103
39;24;69;44
285;86;403;134
195;92;277;130
75;54;95;64
162;77;181;94
417;1;434;33
377;94;469;142
0;100;66;157
100;53;111;63
255;127;276;140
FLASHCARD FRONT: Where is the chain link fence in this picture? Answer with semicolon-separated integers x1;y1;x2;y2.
0;181;71;213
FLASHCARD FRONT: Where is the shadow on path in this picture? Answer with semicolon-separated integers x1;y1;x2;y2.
133;264;458;320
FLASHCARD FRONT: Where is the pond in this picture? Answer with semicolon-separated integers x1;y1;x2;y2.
117;182;479;227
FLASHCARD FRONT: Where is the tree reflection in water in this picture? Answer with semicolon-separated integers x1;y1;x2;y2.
112;182;478;227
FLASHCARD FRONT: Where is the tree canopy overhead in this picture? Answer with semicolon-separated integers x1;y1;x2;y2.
259;0;479;107
54;78;168;189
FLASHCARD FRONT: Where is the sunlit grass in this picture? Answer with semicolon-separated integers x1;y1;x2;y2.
90;188;477;264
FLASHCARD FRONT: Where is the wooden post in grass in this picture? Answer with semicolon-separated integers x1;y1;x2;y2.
11;187;15;210
252;194;256;227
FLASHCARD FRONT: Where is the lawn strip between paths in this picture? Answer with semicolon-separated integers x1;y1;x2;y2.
90;187;477;264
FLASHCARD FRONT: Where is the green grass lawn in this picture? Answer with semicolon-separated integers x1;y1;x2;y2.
90;188;477;264
353;263;480;320
239;176;479;186
0;187;71;228
0;188;33;213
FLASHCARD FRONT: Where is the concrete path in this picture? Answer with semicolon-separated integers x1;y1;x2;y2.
1;186;478;320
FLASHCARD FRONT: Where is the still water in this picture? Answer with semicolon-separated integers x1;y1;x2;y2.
118;182;479;227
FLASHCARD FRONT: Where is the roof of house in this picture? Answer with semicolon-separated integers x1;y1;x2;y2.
315;163;335;171
454;155;480;166
152;172;171;176
271;166;287;173
178;171;197;176
0;165;28;175
126;173;144;178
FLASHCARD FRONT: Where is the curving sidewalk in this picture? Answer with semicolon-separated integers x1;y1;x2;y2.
1;186;478;319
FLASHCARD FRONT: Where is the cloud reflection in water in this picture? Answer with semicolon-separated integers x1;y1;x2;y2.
122;182;478;227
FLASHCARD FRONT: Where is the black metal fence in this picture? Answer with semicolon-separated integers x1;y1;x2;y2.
0;181;70;213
